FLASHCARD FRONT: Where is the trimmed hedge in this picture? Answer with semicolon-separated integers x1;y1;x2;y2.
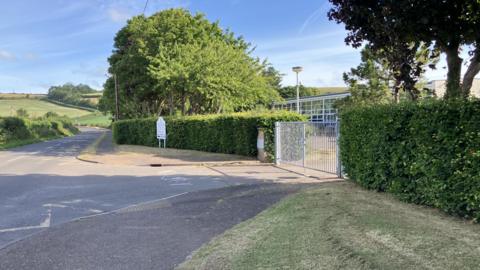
340;100;480;221
0;116;78;147
113;111;306;159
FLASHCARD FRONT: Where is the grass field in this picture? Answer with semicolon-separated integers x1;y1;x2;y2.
314;87;348;95
0;93;46;99
178;181;480;270
73;112;111;128
0;99;92;118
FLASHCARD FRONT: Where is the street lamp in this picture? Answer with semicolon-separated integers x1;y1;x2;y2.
292;66;303;113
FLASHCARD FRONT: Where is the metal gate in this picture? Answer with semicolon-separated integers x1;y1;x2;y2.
275;121;341;177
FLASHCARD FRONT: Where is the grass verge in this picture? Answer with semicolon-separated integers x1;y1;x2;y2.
73;112;111;128
178;181;480;270
0;138;42;150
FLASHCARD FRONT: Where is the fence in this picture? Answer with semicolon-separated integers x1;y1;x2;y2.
275;121;341;177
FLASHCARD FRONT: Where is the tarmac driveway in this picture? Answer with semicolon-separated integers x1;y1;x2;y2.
0;129;326;269
0;183;305;270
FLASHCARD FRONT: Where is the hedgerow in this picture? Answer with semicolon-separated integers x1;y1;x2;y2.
340;100;480;221
0;116;78;147
112;111;306;160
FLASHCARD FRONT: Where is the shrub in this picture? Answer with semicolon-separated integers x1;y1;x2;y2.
0;116;78;145
16;108;29;118
340;100;480;221
112;111;306;159
0;117;32;140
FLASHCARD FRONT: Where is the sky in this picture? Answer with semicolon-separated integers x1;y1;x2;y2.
0;0;456;93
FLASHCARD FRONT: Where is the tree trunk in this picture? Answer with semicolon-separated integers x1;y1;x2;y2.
444;44;463;99
462;47;480;98
181;90;186;116
392;80;400;103
169;93;174;116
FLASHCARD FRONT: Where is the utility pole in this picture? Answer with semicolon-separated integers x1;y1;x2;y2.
114;74;120;121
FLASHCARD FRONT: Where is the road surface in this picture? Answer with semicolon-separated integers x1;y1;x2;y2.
0;128;309;269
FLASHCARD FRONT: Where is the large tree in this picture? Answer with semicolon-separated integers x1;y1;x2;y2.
100;9;280;118
343;45;437;104
48;83;99;109
328;0;480;99
343;46;393;105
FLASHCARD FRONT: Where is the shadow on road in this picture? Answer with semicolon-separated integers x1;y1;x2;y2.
3;128;104;158
0;173;313;270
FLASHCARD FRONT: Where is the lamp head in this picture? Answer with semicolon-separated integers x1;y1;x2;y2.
292;66;303;73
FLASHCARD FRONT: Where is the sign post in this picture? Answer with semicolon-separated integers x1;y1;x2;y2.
156;117;166;148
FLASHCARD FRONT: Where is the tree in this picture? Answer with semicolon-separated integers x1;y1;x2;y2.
342;45;438;105
47;83;99;109
343;46;393;105
101;9;280;118
328;0;480;99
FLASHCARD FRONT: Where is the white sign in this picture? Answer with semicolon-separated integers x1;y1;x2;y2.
156;117;166;140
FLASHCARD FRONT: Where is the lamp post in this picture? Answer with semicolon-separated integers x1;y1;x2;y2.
292;66;303;113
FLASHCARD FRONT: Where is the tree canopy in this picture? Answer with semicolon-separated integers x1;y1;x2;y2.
342;45;437;105
328;0;480;99
47;83;99;109
100;9;281;118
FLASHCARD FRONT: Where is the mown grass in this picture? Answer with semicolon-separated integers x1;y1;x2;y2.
178;181;480;270
73;112;111;128
0;99;91;118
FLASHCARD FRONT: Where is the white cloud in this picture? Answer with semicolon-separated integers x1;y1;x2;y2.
253;31;360;87
299;2;332;34
0;50;16;61
108;7;131;23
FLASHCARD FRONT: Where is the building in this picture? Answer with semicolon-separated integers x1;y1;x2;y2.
426;79;480;97
273;92;350;123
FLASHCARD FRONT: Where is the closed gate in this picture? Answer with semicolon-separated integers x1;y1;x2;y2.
275;121;341;177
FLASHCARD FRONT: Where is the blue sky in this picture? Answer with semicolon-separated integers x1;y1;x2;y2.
0;0;450;93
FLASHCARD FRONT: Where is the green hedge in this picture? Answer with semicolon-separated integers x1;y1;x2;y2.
113;111;306;159
340;100;480;221
0;116;78;148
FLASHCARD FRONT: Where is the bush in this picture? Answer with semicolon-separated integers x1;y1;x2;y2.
16;108;29;118
340;100;480;221
0;116;78;145
0;117;32;140
113;111;306;159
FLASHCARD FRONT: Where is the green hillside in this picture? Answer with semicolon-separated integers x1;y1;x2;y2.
0;98;92;118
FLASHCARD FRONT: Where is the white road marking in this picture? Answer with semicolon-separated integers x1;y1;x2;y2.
60;199;84;204
88;209;103;214
0;209;51;233
170;183;192;186
43;203;67;208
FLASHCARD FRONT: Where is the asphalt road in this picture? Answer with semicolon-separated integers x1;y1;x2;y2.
0;128;309;269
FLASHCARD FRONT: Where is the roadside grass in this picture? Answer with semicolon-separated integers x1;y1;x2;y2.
0;99;91;118
0;138;42;150
73;112;111;128
178;181;480;270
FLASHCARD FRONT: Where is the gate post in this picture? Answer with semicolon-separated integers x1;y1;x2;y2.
275;122;281;165
335;119;342;178
302;122;306;168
